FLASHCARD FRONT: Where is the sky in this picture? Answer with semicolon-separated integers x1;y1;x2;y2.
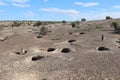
0;0;120;21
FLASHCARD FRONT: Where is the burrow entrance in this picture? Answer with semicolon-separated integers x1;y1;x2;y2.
61;48;71;53
37;35;43;38
68;39;77;43
32;56;45;61
116;41;120;43
14;48;28;55
47;48;56;52
118;46;120;48
79;32;85;34
97;47;110;51
69;32;73;35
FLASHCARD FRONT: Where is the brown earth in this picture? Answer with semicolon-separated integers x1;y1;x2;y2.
0;20;120;80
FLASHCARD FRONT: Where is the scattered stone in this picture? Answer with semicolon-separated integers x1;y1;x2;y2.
61;48;71;53
28;30;32;32
0;36;9;42
47;48;56;52
32;56;45;61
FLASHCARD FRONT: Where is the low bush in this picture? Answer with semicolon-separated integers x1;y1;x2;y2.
111;21;120;33
62;20;66;24
33;21;42;27
81;18;86;22
38;26;48;35
96;25;103;29
106;16;112;20
71;22;76;28
11;21;22;27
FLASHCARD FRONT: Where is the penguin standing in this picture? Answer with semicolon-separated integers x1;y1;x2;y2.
101;34;104;41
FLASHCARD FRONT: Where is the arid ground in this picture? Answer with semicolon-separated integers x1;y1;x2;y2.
0;20;120;80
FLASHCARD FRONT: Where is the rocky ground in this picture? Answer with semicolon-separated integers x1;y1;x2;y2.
0;20;120;80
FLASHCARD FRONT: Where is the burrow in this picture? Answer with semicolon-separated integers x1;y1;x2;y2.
47;48;56;52
97;47;110;51
14;48;28;55
61;48;71;53
68;39;77;43
32;56;45;61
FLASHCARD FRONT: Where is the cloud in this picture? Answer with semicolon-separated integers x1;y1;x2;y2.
40;8;80;19
75;2;99;7
44;0;48;2
0;1;7;6
95;12;120;19
113;5;120;9
12;3;30;7
9;0;30;8
25;11;36;17
0;10;5;13
10;0;29;3
40;8;80;16
79;11;120;20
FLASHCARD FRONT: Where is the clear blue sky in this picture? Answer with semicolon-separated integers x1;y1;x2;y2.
0;0;120;21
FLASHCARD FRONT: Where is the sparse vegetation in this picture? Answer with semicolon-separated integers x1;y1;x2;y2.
111;21;120;33
81;18;86;22
36;26;48;38
83;28;92;32
33;21;42;27
11;21;22;27
0;19;120;80
75;20;80;24
38;26;48;35
71;22;76;28
0;26;2;30
62;20;66;24
0;26;3;30
111;22;118;28
95;25;103;29
106;16;112;20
